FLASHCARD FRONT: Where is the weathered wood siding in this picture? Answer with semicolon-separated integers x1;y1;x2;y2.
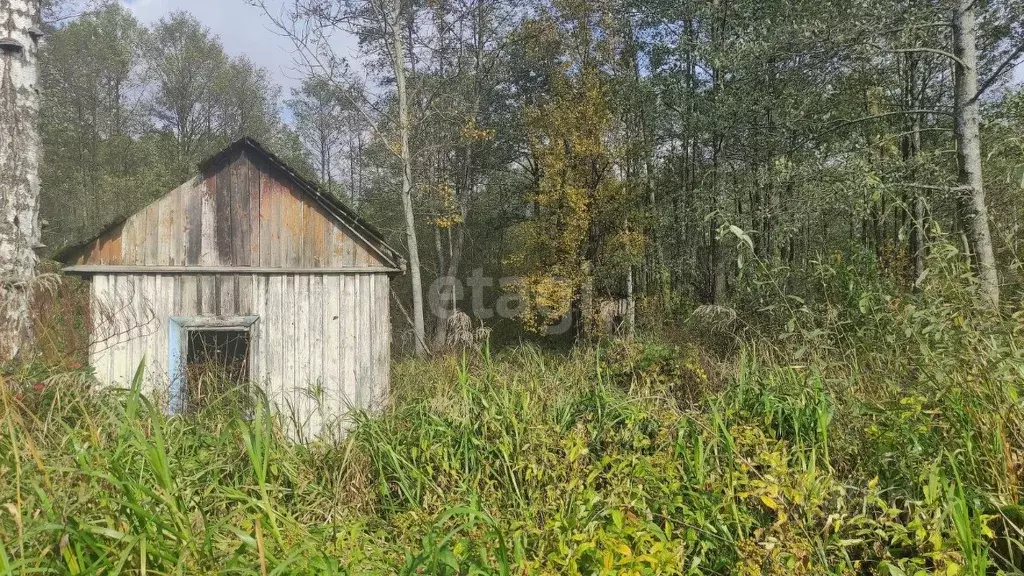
90;272;391;437
70;149;385;269
70;139;399;440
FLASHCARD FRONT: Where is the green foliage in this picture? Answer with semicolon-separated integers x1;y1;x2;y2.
39;4;302;253
601;339;713;408
5;276;1024;574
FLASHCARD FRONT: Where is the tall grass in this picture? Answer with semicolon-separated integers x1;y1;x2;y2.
3;249;1024;573
1;364;375;574
3;332;1022;574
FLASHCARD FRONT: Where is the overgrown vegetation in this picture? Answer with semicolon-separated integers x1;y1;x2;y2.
8;0;1024;572
3;252;1024;575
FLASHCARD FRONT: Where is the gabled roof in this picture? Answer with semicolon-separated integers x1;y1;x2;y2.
56;137;405;271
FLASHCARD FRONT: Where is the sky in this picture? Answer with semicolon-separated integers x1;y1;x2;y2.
120;0;361;96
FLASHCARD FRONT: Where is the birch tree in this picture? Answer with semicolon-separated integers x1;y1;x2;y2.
952;0;999;309
0;0;41;360
389;0;426;354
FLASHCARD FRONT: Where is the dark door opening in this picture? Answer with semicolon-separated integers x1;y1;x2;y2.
184;329;251;413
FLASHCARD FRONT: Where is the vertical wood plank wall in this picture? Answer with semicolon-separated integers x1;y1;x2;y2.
70;150;386;269
90;272;391;437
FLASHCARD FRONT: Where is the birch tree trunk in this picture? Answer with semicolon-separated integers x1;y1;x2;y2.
0;0;41;360
389;0;427;354
952;0;999;310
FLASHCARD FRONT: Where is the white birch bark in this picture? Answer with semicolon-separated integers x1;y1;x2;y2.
0;0;41;360
953;0;999;310
389;0;427;354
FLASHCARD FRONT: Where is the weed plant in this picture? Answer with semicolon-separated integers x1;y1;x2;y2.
2;247;1024;574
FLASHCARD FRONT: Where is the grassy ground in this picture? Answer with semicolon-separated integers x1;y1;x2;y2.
3;256;1024;574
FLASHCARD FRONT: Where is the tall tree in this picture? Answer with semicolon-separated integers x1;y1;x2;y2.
418;0;519;348
0;0;41;359
389;0;427;354
147;12;227;177
953;0;999;309
288;74;346;193
39;2;156;246
39;5;299;253
508;1;640;337
213;56;281;144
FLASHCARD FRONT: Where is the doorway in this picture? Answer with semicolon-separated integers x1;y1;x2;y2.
184;329;250;413
168;315;258;414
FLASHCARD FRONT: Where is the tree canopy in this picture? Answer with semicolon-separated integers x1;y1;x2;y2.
38;0;1024;347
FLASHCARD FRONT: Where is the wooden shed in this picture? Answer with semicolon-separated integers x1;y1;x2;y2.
59;138;404;438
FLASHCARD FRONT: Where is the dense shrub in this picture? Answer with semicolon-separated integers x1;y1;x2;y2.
600;339;715;408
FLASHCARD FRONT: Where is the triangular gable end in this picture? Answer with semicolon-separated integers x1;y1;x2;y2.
59;138;404;272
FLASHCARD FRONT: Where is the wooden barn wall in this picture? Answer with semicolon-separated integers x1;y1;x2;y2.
71;150;384;269
90;272;391;437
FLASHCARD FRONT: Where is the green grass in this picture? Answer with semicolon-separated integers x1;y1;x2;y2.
3;333;1023;574
4;252;1024;573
